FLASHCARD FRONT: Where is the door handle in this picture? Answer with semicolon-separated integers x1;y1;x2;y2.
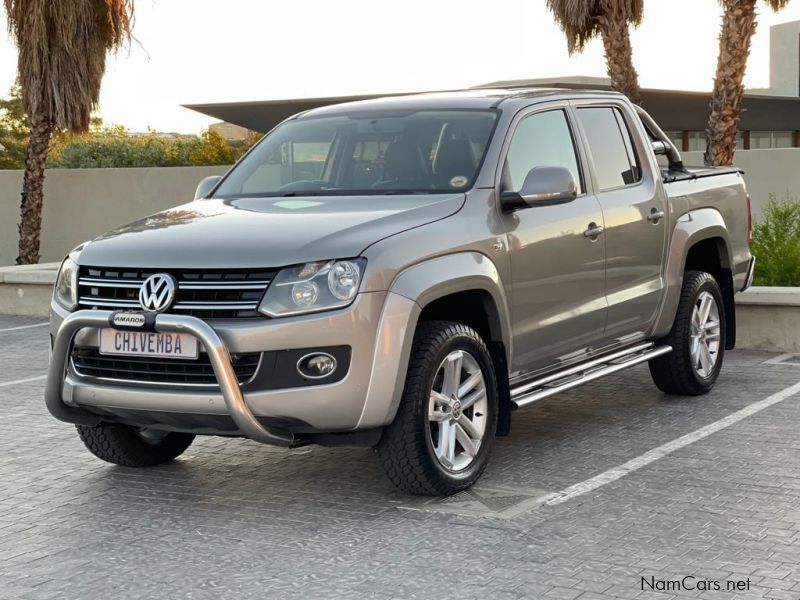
647;208;665;224
583;223;604;239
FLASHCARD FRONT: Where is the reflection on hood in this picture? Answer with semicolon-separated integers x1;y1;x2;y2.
79;193;465;269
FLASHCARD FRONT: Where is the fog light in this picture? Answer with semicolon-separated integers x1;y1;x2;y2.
297;352;337;379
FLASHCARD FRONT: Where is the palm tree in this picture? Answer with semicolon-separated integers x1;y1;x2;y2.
546;0;644;105
3;0;133;264
705;0;790;166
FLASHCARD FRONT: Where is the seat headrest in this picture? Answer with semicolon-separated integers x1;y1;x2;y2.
435;139;476;187
383;140;426;180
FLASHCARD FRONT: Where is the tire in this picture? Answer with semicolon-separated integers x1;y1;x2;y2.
376;320;499;495
649;270;726;395
76;423;195;467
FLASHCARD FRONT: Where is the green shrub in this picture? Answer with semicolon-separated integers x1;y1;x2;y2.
46;128;260;169
750;194;800;286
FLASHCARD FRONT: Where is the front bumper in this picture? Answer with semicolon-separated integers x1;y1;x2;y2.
47;291;421;442
47;310;296;446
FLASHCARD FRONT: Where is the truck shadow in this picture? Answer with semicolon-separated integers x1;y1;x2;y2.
72;353;776;523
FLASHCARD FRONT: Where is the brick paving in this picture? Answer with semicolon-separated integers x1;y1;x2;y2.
1;313;800;599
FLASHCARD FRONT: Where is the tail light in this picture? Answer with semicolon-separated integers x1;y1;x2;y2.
745;192;753;243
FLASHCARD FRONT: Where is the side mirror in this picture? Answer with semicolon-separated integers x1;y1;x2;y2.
500;166;577;212
194;175;222;200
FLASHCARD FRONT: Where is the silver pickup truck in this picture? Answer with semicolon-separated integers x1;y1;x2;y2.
46;88;754;495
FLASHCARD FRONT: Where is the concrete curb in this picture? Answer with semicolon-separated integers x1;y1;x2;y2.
0;262;59;285
735;286;800;307
0;263;58;317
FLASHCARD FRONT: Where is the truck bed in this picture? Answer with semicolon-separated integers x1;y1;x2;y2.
661;165;743;184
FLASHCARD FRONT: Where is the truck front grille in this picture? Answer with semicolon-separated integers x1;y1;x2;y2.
77;267;277;318
71;348;261;387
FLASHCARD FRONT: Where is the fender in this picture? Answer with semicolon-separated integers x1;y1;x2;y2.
356;252;512;429
651;208;733;339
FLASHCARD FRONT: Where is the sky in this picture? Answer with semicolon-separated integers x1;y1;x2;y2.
2;0;800;134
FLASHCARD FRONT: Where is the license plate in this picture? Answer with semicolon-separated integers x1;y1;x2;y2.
99;329;199;360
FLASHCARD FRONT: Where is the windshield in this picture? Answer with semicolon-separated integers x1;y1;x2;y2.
212;109;498;197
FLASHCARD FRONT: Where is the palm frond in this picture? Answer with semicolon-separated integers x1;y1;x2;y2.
764;0;791;10
4;0;134;133
546;0;643;53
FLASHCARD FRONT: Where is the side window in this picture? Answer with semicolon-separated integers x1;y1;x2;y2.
504;110;583;194
577;107;642;190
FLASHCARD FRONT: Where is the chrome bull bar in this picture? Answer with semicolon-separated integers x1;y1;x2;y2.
45;310;294;447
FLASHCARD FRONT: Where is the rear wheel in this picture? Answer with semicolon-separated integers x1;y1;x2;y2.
76;423;195;467
649;270;725;395
376;320;498;495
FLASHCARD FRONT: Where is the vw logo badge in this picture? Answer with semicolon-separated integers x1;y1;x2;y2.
139;273;177;313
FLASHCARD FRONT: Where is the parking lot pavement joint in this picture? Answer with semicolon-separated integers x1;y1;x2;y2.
762;353;800;367
398;485;558;519
0;374;47;388
0;322;48;334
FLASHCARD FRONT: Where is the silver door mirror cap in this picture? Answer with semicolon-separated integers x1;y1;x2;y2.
194;175;223;200
500;166;578;212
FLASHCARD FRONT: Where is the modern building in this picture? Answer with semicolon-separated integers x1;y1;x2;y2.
208;121;251;141
186;21;800;153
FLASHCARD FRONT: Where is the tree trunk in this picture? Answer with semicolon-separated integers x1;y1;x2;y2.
705;0;757;166
598;15;642;106
16;115;52;265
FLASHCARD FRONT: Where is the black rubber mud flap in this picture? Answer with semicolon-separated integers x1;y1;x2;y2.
491;341;512;437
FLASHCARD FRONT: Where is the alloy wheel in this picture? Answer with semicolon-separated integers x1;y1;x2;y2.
690;291;721;378
427;350;488;472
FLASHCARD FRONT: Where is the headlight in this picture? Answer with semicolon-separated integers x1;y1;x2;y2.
259;258;366;317
53;257;79;311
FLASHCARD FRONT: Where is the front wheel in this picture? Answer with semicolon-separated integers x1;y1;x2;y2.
376;320;498;495
76;423;195;467
649;270;726;395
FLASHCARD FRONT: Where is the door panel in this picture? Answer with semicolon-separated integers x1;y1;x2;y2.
575;106;668;339
507;200;607;373
501;108;607;375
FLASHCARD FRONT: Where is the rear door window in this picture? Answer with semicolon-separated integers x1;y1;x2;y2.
577;107;642;190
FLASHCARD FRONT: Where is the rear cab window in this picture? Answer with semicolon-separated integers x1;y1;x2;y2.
576;107;642;191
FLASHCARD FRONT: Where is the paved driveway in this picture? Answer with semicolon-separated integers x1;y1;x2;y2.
1;313;800;599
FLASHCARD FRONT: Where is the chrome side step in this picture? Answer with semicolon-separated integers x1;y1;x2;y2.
511;342;672;409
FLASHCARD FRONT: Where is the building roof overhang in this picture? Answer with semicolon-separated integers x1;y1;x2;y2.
184;79;800;134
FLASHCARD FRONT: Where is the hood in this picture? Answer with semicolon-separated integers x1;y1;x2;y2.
77;193;465;269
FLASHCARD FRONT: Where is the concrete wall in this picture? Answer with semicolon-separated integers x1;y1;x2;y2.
0;148;799;266
674;149;800;217
0;166;228;266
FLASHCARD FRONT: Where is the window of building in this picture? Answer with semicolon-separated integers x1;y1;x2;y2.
504;109;583;194
748;131;794;149
750;131;772;149
664;131;683;150
687;131;705;152
577;107;642;190
687;131;744;152
773;131;793;148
